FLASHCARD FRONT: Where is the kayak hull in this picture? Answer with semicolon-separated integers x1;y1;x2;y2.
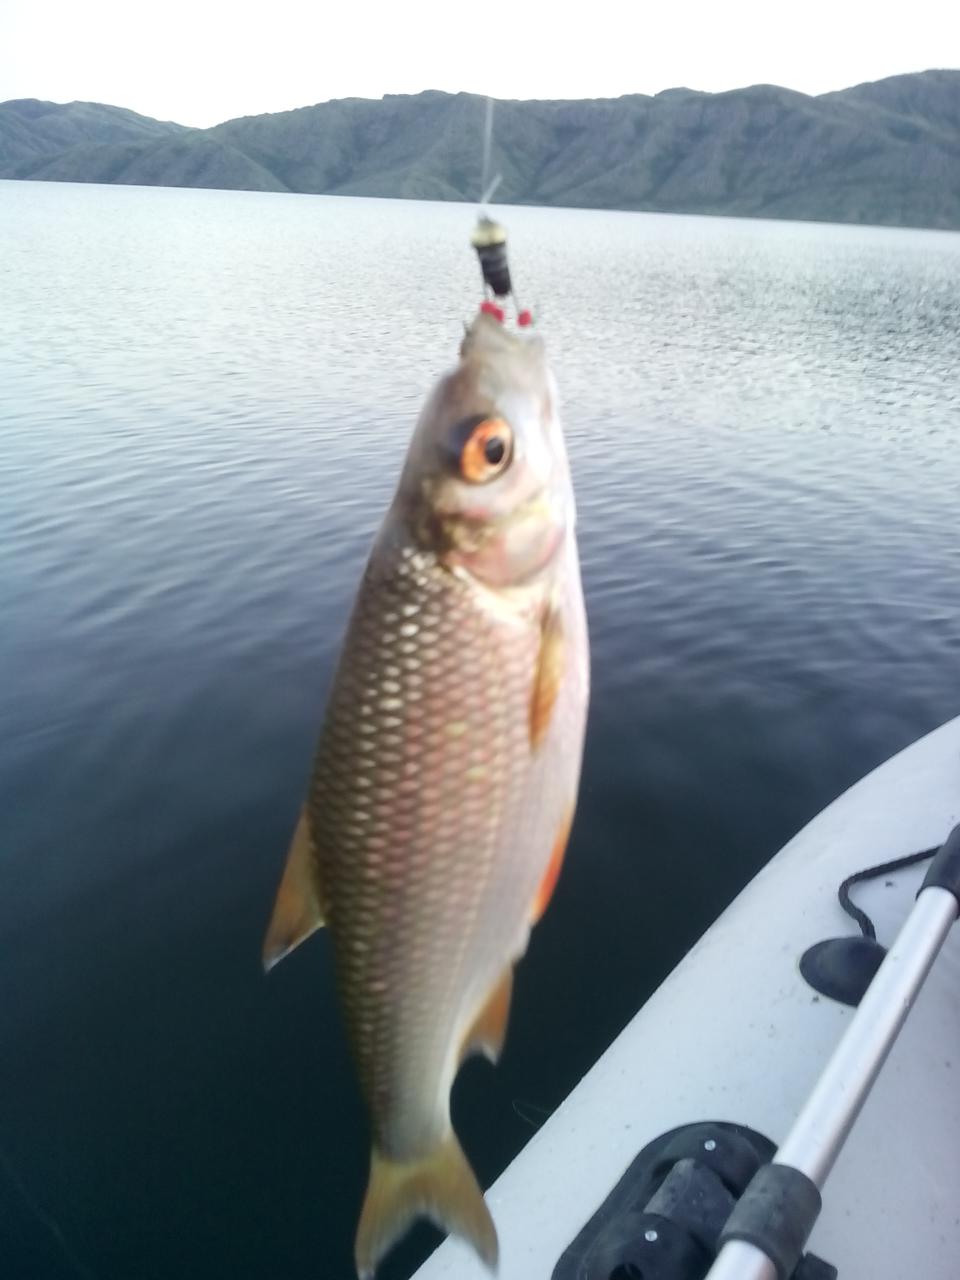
416;715;960;1278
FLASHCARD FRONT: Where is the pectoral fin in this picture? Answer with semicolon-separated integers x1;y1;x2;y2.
261;807;325;972
460;967;514;1066
530;602;565;750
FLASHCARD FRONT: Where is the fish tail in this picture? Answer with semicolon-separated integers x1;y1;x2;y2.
354;1135;498;1278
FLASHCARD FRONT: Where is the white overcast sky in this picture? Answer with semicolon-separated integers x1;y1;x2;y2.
2;0;958;127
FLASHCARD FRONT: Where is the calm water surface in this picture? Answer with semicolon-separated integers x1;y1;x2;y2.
1;180;959;1279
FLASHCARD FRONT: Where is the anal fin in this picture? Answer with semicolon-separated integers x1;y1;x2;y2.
530;809;574;925
261;807;325;972
460;967;514;1066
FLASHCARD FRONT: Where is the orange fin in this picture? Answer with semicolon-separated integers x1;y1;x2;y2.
530;602;565;750
530;810;574;925
261;807;324;972
461;967;514;1066
355;1137;498;1280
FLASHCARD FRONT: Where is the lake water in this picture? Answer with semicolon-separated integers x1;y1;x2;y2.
1;179;959;1280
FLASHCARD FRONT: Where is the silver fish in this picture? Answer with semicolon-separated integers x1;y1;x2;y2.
263;312;590;1276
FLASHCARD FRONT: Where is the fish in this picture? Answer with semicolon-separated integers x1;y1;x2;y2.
262;310;590;1277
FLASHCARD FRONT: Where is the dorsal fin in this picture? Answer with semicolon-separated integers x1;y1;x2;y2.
262;807;325;972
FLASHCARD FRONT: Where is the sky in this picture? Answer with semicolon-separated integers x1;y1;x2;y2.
2;0;958;127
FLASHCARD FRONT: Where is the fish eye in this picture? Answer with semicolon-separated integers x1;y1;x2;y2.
451;416;514;484
484;436;505;465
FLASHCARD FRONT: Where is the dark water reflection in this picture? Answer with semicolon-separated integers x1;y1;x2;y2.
1;181;958;1278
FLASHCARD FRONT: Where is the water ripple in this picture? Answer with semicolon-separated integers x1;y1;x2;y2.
1;181;959;1280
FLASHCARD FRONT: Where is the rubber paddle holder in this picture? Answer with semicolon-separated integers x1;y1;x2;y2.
551;1122;835;1280
799;935;887;1007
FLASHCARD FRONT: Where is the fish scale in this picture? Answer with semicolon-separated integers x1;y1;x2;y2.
313;540;538;1155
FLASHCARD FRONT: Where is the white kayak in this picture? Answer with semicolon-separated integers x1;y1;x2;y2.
415;714;960;1279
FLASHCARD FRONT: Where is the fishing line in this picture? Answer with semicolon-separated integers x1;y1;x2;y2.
478;97;502;208
0;1137;100;1280
479;96;493;206
511;1097;551;1130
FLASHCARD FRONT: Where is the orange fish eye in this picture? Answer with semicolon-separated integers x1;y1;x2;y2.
458;417;513;484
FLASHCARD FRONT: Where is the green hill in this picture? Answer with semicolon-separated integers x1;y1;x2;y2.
3;71;960;229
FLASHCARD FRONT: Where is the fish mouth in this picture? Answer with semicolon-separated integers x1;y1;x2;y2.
462;311;545;362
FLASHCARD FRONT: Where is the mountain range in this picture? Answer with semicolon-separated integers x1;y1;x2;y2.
2;71;960;229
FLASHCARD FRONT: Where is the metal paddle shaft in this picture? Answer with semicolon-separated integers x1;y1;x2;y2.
706;825;960;1280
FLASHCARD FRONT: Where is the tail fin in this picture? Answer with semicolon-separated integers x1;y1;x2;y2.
354;1135;498;1279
